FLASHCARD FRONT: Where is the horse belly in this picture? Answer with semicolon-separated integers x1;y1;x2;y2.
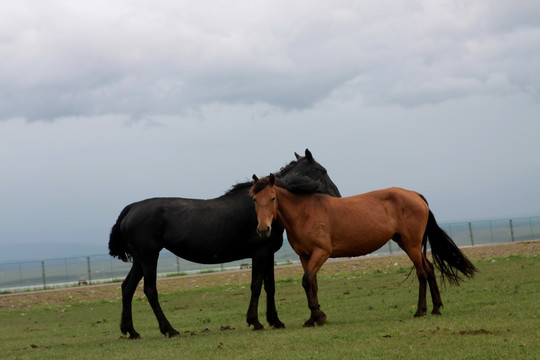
161;216;253;264
329;218;394;258
164;229;252;264
331;233;391;258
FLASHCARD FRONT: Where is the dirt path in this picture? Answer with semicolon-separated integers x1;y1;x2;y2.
1;240;538;311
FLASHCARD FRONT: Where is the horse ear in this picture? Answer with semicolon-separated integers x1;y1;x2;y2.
295;152;301;160
252;174;259;182
305;148;313;161
269;173;276;186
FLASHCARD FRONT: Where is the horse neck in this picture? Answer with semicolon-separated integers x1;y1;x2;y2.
274;187;305;230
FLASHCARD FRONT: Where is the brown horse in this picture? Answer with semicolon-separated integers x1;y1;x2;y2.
250;174;477;327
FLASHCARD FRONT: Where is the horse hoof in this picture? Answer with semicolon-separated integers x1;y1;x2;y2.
121;324;140;339
252;323;265;331
316;315;327;326
168;330;181;338
270;319;285;329
414;311;426;318
431;309;442;316
303;320;315;327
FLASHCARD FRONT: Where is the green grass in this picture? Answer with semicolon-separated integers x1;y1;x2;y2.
1;255;538;359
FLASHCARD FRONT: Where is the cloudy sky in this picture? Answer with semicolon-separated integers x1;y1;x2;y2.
1;1;539;258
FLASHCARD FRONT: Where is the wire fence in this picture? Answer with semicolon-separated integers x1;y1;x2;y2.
1;216;539;293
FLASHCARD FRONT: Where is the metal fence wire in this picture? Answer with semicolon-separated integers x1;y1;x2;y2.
1;216;539;293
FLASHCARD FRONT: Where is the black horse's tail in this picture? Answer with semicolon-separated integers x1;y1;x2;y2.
419;196;477;285
108;205;133;262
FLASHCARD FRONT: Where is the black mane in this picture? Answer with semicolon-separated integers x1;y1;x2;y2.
282;175;327;194
226;158;301;195
227;181;253;194
275;159;300;177
227;148;341;198
252;175;326;195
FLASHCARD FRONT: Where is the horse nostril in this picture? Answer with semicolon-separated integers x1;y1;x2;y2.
256;226;271;238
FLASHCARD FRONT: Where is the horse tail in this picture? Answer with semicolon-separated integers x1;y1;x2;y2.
108;205;133;262
419;196;477;285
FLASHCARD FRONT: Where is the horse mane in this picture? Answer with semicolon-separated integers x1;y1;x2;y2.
281;175;326;195
228;150;328;196
275;159;299;177
251;177;276;195
251;174;325;196
226;158;301;195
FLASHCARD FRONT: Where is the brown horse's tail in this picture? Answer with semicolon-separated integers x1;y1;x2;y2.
420;197;477;285
108;205;133;262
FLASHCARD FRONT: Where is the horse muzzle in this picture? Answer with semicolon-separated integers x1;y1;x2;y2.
256;225;272;238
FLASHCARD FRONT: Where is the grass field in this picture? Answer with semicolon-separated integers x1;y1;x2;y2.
0;242;538;360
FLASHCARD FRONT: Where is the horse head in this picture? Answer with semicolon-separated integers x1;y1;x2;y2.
251;174;278;238
279;149;341;198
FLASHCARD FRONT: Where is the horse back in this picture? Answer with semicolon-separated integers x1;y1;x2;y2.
119;196;281;263
321;188;429;256
335;187;428;224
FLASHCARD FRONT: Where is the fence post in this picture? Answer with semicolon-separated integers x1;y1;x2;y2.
489;220;494;243
19;262;23;288
176;256;180;274
509;219;515;242
388;242;393;254
530;218;535;241
468;222;474;246
87;257;92;284
110;258;114;279
41;261;46;290
64;258;69;284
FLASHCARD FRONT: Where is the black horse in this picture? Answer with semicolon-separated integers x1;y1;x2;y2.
109;149;341;338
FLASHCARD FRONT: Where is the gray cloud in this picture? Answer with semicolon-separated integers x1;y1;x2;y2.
1;1;539;121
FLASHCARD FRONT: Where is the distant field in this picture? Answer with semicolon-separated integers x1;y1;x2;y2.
0;241;538;360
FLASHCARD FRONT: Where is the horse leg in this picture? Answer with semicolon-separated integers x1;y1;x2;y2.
394;233;428;317
263;254;285;329
141;257;180;337
300;250;330;327
246;256;265;330
410;249;429;317
424;257;443;315
396;241;427;317
302;272;326;327
120;260;144;339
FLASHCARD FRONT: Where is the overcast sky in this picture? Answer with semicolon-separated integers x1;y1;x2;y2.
1;1;539;256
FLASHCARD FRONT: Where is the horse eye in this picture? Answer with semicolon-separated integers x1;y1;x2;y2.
271;197;276;202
